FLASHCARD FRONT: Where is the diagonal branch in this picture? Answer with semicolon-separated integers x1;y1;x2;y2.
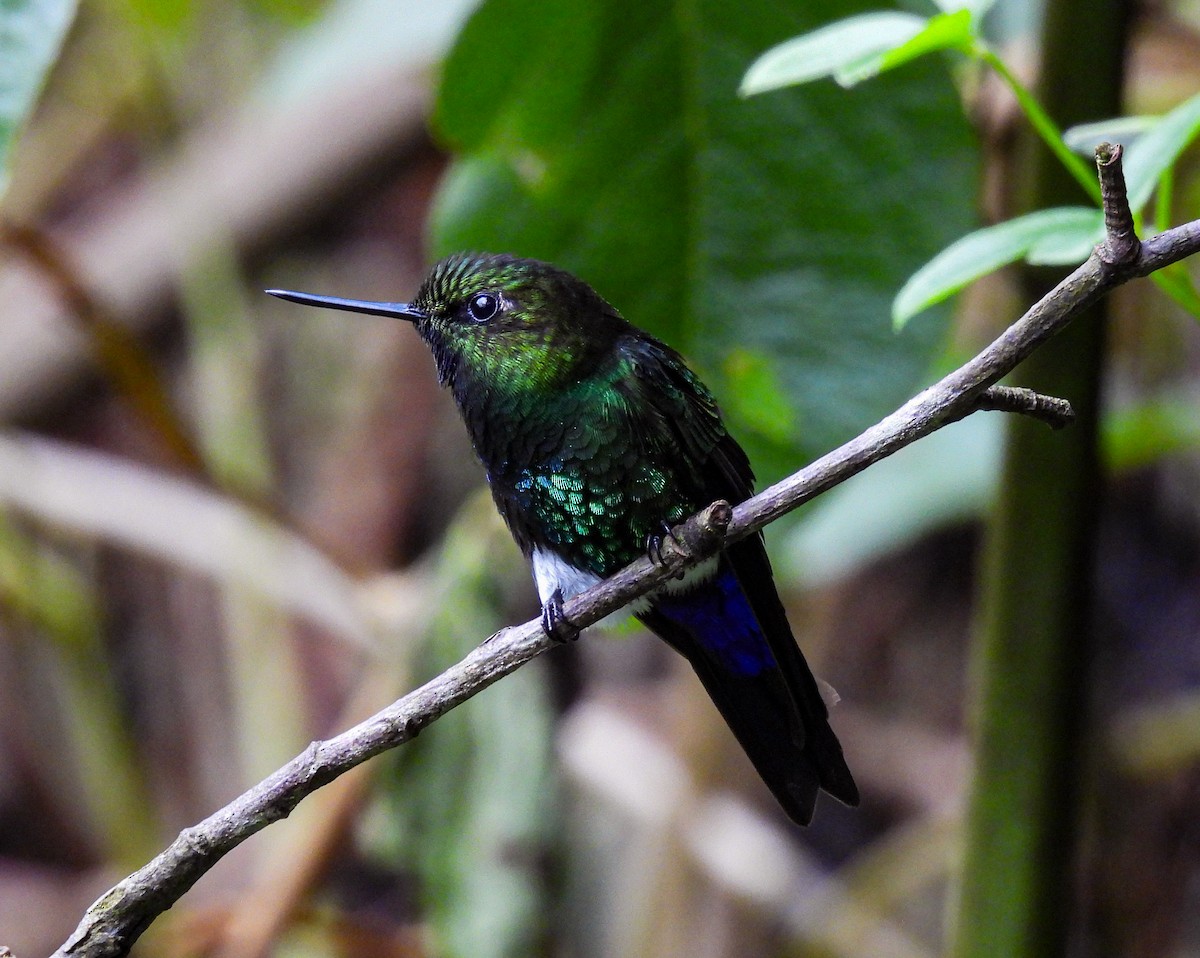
48;147;1200;958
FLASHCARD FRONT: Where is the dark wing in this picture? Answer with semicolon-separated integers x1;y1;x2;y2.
616;335;859;820
612;334;755;506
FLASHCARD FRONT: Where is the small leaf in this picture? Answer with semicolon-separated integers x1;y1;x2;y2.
1122;89;1200;211
836;9;973;87
1062;115;1157;155
933;0;997;14
1025;209;1103;265
739;12;927;96
0;0;78;198
893;207;1099;326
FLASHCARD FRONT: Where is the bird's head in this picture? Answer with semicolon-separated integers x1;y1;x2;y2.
268;252;627;393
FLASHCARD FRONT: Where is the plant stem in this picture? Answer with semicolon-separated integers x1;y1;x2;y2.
951;2;1131;956
976;45;1102;205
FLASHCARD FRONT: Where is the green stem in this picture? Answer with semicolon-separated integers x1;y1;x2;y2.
952;1;1131;955
975;44;1103;205
951;318;1104;957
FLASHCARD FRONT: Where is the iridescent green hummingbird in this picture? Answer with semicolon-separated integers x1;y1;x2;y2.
267;253;858;824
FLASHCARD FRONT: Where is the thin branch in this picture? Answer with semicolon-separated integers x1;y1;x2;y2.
975;386;1075;430
1096;142;1139;267
51;152;1200;958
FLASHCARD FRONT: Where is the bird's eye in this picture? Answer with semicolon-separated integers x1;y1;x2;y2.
466;292;500;323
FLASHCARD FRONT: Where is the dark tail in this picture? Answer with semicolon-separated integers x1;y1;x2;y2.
638;547;857;826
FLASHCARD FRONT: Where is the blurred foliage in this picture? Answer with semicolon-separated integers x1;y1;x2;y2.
179;235;276;496
430;0;978;483
366;493;556;958
741;0;1200;322
0;511;157;865
0;1;1199;958
742;3;1193;957
0;0;77;198
783;415;1002;587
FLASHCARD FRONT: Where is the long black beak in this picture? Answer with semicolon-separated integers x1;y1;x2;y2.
265;289;427;322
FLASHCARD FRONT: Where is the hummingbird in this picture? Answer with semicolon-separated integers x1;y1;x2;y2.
267;253;858;825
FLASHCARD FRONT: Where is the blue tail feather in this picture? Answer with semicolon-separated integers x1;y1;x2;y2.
639;553;857;825
651;567;778;677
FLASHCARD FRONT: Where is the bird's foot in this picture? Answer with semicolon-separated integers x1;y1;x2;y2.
541;588;580;644
646;521;685;578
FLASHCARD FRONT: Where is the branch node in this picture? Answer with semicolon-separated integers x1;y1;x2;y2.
300;739;329;784
1095;142;1140;269
669;499;732;560
403;715;426;740
977;386;1075;429
178;826;212;858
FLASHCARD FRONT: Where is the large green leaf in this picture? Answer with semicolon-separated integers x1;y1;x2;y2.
837;8;974;88
1061;115;1157;155
1122;89;1200;211
1060;91;1200;212
737;12;927;95
893;206;1101;326
0;0;77;198
430;0;977;481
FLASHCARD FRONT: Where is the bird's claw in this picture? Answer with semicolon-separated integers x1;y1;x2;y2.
646;521;684;577
541;588;580;644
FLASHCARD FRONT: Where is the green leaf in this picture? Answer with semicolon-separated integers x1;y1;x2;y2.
433;0;978;479
1025;209;1103;265
738;12;927;96
933;0;996;12
836;8;974;87
120;0;191;38
1122;89;1200;211
893;207;1100;327
1061;115;1157;155
0;0;77;199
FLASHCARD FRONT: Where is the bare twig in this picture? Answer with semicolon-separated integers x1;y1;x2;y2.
975;386;1075;430
1096;142;1139;268
52;151;1200;958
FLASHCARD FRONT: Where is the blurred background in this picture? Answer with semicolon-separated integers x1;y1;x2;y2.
1;0;1199;956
